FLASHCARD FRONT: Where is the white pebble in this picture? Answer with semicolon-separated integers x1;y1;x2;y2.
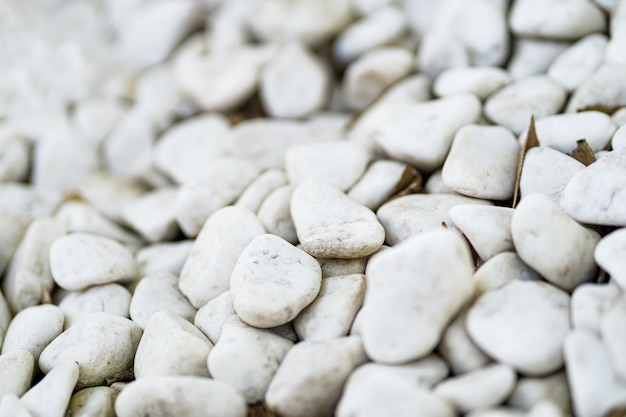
601;298;626;381
0;183;63;219
78;173;145;223
257;185;298;244
133;65;186;130
59;284;131;328
595;229;626;290
547;34;608;91
434;67;512;100
473;252;541;295
235;169;287;213
507;38;569;80
437;310;491;375
0;350;34;397
1;305;64;362
135;240;193;277
347;160;412;211
20;361;79;417
508;372;571;415
567;63;626;112
571;283;622;334
68;387;118;417
194;291;235;344
417;30;470;80
318;257;368;278
0;212;30;276
72;97;126;145
122;187;179;243
0;136;29;182
613;125;626;150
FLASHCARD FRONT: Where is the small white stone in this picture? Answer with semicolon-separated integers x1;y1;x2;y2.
507;38;570;80
437;310;491;375
377;193;491;245
194;291;236;344
50;233;137;291
347;160;413;211
208;315;293;403
425;170;458;194
1;305;64;362
561;148;626;226
601;298;626;381
0;135;29;182
0;184;63;219
20;361;79;417
613;125;626;150
179;206;265;308
0;350;34;397
285;141;371;191
467;281;571;375
59;284;131;328
266;336;367;417
235;169;287;213
260;42;330;118
606;0;626;64
68;387;118;417
176;157;262;237
39;313;142;389
417;30;470;80
114;376;247;417
134;65;187;130
122;187;179;243
73;97;126;145
291;181;385;258
508;372;571;415
566;63;626;112
257;185;298;244
595;229;626;290
78;173;145;223
294;274;366;342
473;252;541;295
130;272;196;329
547;34;608;91
361;229;474;363
0;212;30;276
613;108;626;126
135;240;193;277
571;283;622;334
434;67;512;100
318;257;368;278
512;194;600;291
230;234;322;328
484;75;567;134
434;364;516;413
134;311;211;379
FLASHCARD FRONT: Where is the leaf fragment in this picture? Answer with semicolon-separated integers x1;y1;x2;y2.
512;115;540;208
570;139;596;166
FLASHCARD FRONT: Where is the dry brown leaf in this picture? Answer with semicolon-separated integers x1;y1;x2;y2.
386;165;422;202
248;402;277;417
512;115;540;208
570;139;596;166
577;104;623;115
105;368;135;385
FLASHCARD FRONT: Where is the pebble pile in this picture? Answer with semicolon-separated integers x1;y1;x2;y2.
1;0;626;416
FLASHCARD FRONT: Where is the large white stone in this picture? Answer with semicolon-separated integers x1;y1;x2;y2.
417;30;469;80
0;184;63;219
73;97;126;145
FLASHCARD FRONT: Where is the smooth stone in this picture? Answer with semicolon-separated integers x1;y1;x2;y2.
194;291;235;344
333;5;408;64
342;47;414;111
235;169;287;213
0;212;30;276
548;34;608;91
0;350;34;397
50;233;137;291
20;361;79;417
425;170;458;194
122;187;179;242
179;206;265;308
417;30;470;80
133;65;187;130
507;38;570;80
351;354;450;390
437;309;492;375
39;313;142;389
571;283;622;334
508;373;571;415
130;271;196;329
3;217;65;313
230;234;322;328
0;291;9;347
0;184;63;219
206;0;254;51
294;274;366;342
361;229;474;363
595;229;626;289
512;194;600;291
134;311;211;379
377;194;491;245
473;252;541;295
561;148;626;226
318;257;368;278
449;205;514;261
69;387;118;417
115;376;247;417
485;75;567;134
467;281;571;375
152;113;230;184
347;160;412;211
566;63;626;112
260;42;330;118
175;157;262;237
257;185;298;244
285;141;371;191
0;394;33;417
613;125;626;150
72;97;126;145
135;240;193;277
613;108;626;126
77;173;145;223
606;0;626;63
519;147;585;205
0;136;29;182
372;94;482;171
265;336;367;417
291;181;385;258
564;330;626;417
1;305;64;362
208;315;293;403
434;364;516;412
510;0;606;39
601;298;626;380
442;125;519;200
434;67;512;100
58;284;131;328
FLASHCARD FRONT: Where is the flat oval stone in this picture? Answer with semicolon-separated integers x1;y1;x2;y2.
434;67;512;100
0;349;34;397
467;281;571;376
291;181;385;258
230;234;322;328
595;229;626;290
1;305;64;361
194;291;236;344
50;233;137;291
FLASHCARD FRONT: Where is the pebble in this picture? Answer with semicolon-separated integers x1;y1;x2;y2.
265;336;367;417
601;298;626;381
342;47;414;111
3;217;65;313
77;173;145;223
449;204;514;261
122;187;179;243
417;30;470;80
613;108;626;126
133;66;186;130
484;75;567;134
285;141;371;191
39;313;142;389
0;183;63;219
606;0;626;63
49;233;137;291
72;97;126;145
347;160;412;211
0;212;30;276
230;234;322;328
507;38;570;80
58;284;131;328
564;329;626;417
466;281;571;375
318;257;368;278
425;170;459;194
256;185;297;244
0;135;30;182
68;386;118;417
294;274;366;342
566;63;626;112
260;42;330;118
291;181;385;258
595;228;626;289
519;147;585;205
433;67;512;100
0;350;34;397
473;252;541;295
372;94;482;171
179;206;265;308
208;315;293;403
129;272;196;329
571;283;622;334
0;292;9;346
512;193;600;291
434;364;517;412
0;395;33;417
235;169;287;213
442;124;520;200
20;361;79;417
114;376;247;417
135;240;193;277
508;372;571;415
134;311;212;379
175;157;262;237
547;34;608;91
509;0;606;39
194;291;235;344
377;193;491;245
1;305;64;362
360;229;474;363
560;148;626;226
613;125;626;150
